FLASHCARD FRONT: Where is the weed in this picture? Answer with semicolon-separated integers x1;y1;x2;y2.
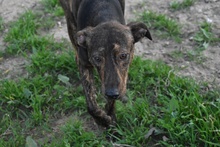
4;11;41;54
0;121;26;147
36;11;57;31
185;21;220;62
41;0;64;16
169;50;185;59
170;0;196;10
0;24;4;56
193;21;220;48
3;10;65;55
0;16;4;31
140;11;181;42
60;119;109;147
27;44;76;77
169;21;219;63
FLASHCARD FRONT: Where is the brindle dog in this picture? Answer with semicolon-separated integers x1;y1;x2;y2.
59;0;152;128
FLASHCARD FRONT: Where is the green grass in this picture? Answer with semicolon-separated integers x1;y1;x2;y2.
170;0;196;10
41;0;64;16
169;50;185;59
140;11;181;42
1;53;220;146
193;21;220;49
168;21;220;63
4;11;45;54
0;16;4;31
0;17;4;57
58;118;110;147
3;10;65;55
1;1;220;147
184;21;220;62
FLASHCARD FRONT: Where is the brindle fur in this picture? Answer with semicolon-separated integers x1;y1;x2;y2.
59;0;152;128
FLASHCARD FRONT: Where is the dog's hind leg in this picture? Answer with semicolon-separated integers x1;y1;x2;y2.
59;0;77;46
118;0;125;14
59;0;79;63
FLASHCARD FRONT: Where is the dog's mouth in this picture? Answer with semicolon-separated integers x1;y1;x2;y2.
106;95;120;100
105;95;128;103
105;88;120;100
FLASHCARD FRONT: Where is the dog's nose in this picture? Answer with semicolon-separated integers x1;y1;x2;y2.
105;89;119;99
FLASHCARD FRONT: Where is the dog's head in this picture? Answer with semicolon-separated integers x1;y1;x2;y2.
76;21;152;100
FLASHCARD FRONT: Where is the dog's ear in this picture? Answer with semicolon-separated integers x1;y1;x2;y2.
127;22;152;43
76;32;87;47
76;27;93;48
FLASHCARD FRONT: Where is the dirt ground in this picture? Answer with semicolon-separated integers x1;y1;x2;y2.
0;0;220;86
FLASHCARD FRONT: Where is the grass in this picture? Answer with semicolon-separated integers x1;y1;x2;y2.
193;21;220;49
169;50;185;59
0;17;4;32
4;11;45;54
184;21;220;62
3;10;66;55
3;0;65;55
170;0;196;10
1;53;220;146
1;1;220;146
139;11;181;42
41;0;64;16
0;17;4;57
169;21;220;63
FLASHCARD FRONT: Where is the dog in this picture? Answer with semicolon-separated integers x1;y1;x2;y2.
59;0;152;128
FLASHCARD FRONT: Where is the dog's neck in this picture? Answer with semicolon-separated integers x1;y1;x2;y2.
76;0;125;31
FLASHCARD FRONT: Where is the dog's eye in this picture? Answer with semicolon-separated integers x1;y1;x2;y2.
94;56;102;63
119;53;128;60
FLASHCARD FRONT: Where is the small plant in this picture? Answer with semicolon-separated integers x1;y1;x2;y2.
169;50;185;59
0;17;4;31
183;21;220;63
183;21;220;62
60;119;110;146
3;11;64;55
4;11;40;54
0;17;4;57
171;21;220;63
140;11;181;42
193;21;220;49
41;0;64;16
170;0;196;10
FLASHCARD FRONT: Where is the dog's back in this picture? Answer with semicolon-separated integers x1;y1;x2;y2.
75;0;125;30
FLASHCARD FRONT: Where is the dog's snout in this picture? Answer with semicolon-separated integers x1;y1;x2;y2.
105;89;119;99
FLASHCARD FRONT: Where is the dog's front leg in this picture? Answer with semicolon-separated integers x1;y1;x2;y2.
80;65;113;128
105;100;116;125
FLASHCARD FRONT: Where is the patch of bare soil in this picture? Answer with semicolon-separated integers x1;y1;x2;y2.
0;56;28;79
0;0;40;79
0;0;38;23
